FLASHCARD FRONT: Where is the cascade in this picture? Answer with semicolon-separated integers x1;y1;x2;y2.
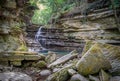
35;26;85;53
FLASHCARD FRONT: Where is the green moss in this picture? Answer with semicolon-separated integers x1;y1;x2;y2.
10;61;22;66
46;65;73;81
76;43;111;76
10;26;23;35
17;44;28;51
82;40;95;56
36;61;47;69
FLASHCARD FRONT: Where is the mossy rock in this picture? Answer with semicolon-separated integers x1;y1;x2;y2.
36;61;47;69
82;40;96;56
99;69;111;81
45;51;57;64
76;43;111;75
24;55;42;60
17;44;28;51
46;64;73;81
97;43;120;75
10;61;22;66
8;54;24;61
0;61;9;66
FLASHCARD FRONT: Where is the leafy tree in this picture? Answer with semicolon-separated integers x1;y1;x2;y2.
30;0;76;25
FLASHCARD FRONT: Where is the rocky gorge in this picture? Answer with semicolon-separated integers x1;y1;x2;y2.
0;0;120;81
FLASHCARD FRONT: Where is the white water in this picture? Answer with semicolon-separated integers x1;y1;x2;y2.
35;26;47;50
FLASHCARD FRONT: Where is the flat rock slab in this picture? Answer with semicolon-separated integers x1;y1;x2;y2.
0;72;32;81
48;50;78;68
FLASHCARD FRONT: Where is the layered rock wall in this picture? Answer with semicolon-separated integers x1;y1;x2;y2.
0;0;35;65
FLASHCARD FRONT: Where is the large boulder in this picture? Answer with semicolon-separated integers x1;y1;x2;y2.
76;43;111;75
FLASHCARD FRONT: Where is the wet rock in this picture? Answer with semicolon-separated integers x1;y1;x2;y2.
99;69;110;81
89;75;100;81
110;76;120;81
40;70;51;76
68;69;77;76
48;50;78;68
45;51;57;64
76;44;111;75
46;64;73;81
36;61;47;69
0;72;32;81
70;74;89;81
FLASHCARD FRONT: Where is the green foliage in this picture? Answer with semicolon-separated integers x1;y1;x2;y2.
30;0;75;25
113;0;120;8
32;8;52;24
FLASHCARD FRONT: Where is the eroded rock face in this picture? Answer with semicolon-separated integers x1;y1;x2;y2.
0;0;35;66
76;43;111;75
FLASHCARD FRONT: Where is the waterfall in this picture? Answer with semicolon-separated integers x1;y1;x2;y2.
35;26;85;53
35;26;47;50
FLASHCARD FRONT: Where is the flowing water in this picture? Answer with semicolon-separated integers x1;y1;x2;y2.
35;26;84;55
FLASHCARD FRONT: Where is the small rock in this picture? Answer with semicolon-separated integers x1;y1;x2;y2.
48;50;78;68
0;72;32;81
40;70;51;76
68;69;77;76
99;69;110;81
70;74;89;81
53;68;61;73
46;64;73;81
36;61;47;69
89;75;100;81
45;51;57;64
110;76;120;81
